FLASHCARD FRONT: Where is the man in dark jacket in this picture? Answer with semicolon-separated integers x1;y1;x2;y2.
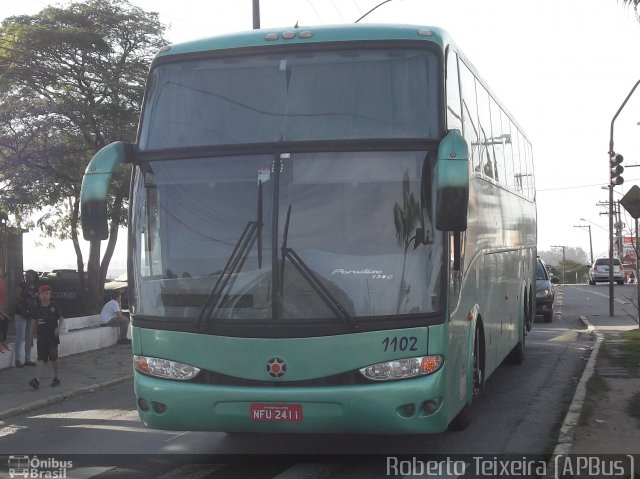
29;285;64;389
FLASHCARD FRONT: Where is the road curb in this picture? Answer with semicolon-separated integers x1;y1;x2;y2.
0;374;132;421
550;316;602;456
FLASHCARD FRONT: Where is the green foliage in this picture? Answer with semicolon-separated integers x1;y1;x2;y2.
0;0;166;312
621;0;640;19
539;247;591;283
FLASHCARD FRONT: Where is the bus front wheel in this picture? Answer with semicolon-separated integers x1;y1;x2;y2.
448;326;483;431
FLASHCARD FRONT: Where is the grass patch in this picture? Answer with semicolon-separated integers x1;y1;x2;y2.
608;329;640;376
628;391;640;426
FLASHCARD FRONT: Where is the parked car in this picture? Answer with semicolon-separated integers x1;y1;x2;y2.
36;270;128;316
38;269;84;317
536;257;559;323
588;257;624;285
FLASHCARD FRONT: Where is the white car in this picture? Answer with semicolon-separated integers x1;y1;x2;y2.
589;258;624;285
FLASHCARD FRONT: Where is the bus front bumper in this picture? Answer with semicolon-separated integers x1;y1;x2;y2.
134;370;451;434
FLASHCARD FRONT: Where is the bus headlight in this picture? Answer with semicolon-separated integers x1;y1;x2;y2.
359;355;444;381
133;355;200;381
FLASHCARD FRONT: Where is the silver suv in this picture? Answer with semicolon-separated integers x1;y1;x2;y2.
589;258;624;285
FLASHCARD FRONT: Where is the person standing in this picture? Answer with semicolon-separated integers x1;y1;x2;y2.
29;284;63;389
100;291;130;344
13;270;39;367
0;269;10;353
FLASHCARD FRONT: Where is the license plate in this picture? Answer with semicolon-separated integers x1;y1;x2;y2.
250;403;303;422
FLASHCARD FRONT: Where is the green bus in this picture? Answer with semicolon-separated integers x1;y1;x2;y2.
81;24;536;434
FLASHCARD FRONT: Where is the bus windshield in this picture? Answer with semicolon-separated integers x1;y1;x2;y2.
131;151;444;327
138;47;441;149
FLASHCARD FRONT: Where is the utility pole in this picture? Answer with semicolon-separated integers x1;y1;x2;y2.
551;245;566;284
252;0;260;29
574;224;593;265
598;199;624;258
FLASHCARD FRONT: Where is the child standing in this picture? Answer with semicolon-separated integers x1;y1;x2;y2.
29;284;64;389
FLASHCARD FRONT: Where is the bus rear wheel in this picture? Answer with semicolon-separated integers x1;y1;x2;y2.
506;321;526;365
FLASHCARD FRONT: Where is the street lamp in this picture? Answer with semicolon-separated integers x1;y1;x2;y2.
574;224;594;264
580;217;608;232
551;245;566;284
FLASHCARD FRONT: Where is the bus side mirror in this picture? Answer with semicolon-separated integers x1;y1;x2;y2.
435;129;469;232
80;142;134;241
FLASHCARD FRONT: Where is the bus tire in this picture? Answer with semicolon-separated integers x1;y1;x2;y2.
448;325;483;431
506;322;525;365
524;287;533;332
448;404;472;431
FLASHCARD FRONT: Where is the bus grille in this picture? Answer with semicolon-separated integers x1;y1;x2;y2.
192;369;373;387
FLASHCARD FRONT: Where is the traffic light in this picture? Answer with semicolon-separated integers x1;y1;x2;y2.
610;153;624;186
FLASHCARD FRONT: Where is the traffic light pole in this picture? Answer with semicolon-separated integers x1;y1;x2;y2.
608;78;640;317
609;184;615;316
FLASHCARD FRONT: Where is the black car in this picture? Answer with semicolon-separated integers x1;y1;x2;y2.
535;257;559;323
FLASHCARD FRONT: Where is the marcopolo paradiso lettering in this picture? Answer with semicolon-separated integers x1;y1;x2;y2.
331;268;393;280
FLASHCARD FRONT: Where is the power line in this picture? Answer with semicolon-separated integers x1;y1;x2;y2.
537;179;640;192
305;0;325;23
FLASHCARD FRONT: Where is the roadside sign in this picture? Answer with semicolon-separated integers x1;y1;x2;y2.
620;185;640;219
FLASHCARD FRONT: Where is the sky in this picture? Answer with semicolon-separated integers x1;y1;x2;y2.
3;0;640;275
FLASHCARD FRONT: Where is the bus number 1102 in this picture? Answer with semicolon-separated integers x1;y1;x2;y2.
382;336;418;352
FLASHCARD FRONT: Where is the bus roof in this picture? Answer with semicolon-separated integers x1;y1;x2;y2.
154;23;450;59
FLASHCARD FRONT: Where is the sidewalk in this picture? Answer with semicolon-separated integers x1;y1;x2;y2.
0;343;132;421
561;309;640;455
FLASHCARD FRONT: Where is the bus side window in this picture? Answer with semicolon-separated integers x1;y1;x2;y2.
446;50;462;132
459;61;480;174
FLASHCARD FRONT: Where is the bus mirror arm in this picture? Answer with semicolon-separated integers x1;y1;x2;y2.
80;142;134;241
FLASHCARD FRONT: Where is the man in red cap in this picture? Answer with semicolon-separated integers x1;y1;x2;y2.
29;284;64;389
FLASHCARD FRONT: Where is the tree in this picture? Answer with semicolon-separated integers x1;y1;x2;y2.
0;0;166;313
621;0;640;13
539;247;589;267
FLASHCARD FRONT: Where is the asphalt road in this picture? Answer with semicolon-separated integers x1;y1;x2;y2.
0;286;595;478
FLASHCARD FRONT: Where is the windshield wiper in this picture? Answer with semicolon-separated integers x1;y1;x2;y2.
279;205;358;332
198;221;258;324
198;180;264;325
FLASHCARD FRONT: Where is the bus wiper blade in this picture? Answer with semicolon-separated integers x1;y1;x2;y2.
277;204;356;331
284;247;358;332
198;180;264;326
198;221;258;325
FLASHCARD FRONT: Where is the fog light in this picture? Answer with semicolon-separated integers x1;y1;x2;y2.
152;401;168;414
420;397;442;416
399;403;416;417
137;398;149;411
